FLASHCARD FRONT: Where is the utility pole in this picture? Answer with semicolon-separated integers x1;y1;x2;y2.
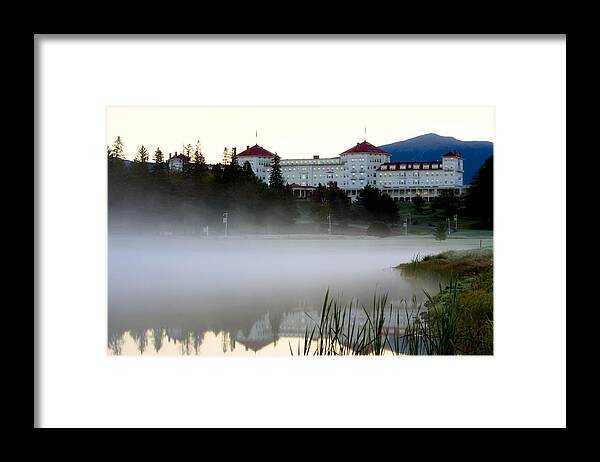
454;214;458;232
408;212;411;225
403;217;408;236
328;212;332;235
223;211;228;237
447;217;451;236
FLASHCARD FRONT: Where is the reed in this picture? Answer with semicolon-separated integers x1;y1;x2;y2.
291;264;492;356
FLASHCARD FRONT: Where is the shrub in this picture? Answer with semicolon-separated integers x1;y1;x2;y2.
367;222;391;237
434;221;448;240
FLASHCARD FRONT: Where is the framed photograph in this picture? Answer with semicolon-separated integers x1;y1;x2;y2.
106;106;494;358
35;35;566;428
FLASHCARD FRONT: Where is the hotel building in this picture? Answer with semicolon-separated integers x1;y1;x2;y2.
233;140;467;201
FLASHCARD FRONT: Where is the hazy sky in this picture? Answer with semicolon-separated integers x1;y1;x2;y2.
106;106;494;163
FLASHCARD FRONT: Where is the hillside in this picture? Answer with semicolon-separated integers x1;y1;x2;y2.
379;133;493;184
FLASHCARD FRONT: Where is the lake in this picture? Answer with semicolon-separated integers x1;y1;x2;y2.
108;235;492;356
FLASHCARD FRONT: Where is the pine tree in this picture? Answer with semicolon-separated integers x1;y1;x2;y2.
152;147;166;177
230;147;238;166
356;185;399;223
222;147;231;165
111;136;124;159
433;221;448;241
193;142;206;167
136;145;149;163
190;142;207;176
269;153;285;189
465;155;493;228
153;147;164;164
242;160;254;177
183;143;193;159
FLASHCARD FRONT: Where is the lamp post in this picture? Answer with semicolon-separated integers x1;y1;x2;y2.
454;214;458;232
328;212;332;235
223;211;228;237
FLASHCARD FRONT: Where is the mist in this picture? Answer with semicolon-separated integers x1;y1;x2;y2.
108;232;487;355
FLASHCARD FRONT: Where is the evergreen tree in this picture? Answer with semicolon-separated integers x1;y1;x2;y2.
231;147;238;166
183;143;193;159
242;160;254;177
222;147;231;165
355;185;399;224
152;147;167;177
269;153;285;189
111;136;124;159
312;181;352;227
133;145;150;178
432;189;462;215
193;141;205;164
136;145;149;163
192;142;206;173
412;194;425;212
465;155;493;228
433;221;448;241
153;147;164;164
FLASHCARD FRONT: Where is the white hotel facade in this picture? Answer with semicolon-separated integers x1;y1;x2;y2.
234;140;467;201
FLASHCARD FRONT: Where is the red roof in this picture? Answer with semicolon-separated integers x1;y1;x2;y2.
237;144;275;158
341;141;389;155
169;153;189;161
442;151;462;158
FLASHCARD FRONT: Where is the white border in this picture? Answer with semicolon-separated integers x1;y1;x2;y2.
37;36;566;428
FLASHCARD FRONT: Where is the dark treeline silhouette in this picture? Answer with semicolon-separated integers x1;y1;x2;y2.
108;140;298;234
108;138;492;233
464;155;493;228
107;308;282;355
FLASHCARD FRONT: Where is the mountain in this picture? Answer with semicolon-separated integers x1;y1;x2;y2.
378;133;493;184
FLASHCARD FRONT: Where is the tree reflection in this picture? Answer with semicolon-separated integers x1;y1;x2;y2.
221;331;237;353
192;330;204;355
152;327;164;353
108;330;125;355
180;330;193;355
129;328;149;355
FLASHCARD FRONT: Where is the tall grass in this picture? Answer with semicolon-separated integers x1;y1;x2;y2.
291;272;491;356
289;289;398;356
402;279;460;355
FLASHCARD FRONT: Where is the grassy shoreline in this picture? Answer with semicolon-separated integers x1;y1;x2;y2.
397;248;493;277
291;248;494;356
397;248;494;355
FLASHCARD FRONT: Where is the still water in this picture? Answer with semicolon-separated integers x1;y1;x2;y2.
108;235;489;356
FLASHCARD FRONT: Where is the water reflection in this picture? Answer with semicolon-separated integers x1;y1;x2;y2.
108;236;484;356
108;303;428;356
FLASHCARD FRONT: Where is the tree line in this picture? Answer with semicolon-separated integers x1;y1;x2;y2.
108;136;493;234
107;136;297;234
